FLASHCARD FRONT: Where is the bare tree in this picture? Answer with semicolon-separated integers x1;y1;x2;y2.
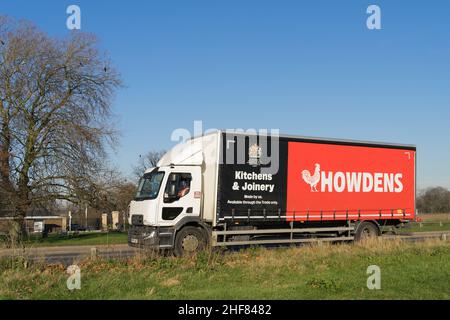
133;150;165;180
0;17;122;241
62;170;136;231
81;168;136;214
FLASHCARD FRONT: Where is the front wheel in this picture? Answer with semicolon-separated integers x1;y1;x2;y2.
174;226;207;257
354;221;380;241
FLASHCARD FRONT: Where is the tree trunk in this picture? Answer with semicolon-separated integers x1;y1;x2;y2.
8;219;24;246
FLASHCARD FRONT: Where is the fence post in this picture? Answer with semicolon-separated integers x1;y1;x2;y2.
90;247;97;259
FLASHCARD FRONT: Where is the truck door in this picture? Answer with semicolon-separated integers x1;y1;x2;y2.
158;166;202;226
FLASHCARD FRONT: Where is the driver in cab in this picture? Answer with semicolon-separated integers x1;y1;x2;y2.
178;180;190;197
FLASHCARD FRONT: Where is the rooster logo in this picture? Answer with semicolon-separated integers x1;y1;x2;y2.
302;163;321;192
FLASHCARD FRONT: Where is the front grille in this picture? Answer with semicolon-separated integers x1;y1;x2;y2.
131;214;143;226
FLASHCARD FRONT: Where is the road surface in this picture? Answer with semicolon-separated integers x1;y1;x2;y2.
0;244;138;265
0;231;448;265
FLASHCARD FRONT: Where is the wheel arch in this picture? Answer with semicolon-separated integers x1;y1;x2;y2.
174;217;211;243
354;220;381;237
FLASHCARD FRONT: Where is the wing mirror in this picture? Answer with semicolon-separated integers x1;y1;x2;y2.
168;184;177;197
164;183;179;202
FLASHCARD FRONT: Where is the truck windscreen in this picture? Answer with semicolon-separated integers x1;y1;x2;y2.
135;171;165;200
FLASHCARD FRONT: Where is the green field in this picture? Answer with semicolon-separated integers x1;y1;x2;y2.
0;239;449;299
396;222;450;233
393;213;450;233
1;232;128;248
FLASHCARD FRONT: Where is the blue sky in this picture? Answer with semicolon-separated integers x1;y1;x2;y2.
1;0;450;188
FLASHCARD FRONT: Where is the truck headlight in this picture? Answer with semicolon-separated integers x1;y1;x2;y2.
142;230;156;240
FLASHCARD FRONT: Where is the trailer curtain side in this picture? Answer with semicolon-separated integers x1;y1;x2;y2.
215;133;416;225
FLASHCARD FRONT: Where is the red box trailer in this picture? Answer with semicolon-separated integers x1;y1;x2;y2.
285;141;415;221
217;133;415;223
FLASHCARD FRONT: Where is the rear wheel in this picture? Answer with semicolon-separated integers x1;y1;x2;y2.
174;226;207;257
355;221;380;241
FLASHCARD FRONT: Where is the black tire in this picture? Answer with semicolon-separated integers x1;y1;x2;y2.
174;226;207;257
354;221;380;241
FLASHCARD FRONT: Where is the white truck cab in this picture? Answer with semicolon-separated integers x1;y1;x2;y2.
131;166;202;227
128;132;219;256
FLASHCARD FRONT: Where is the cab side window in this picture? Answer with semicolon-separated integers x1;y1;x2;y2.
164;173;191;203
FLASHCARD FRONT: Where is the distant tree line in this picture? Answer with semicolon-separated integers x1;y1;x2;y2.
416;187;450;214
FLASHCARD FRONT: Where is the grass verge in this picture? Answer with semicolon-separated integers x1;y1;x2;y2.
0;239;449;299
